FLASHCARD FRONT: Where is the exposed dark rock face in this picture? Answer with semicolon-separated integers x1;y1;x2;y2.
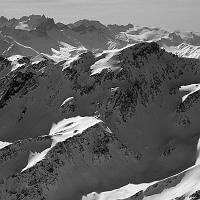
0;71;37;108
190;191;200;200
108;23;134;33
36;18;57;31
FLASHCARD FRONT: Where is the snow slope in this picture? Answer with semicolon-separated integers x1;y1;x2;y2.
92;138;200;200
180;84;200;102
174;43;200;59
21;116;101;172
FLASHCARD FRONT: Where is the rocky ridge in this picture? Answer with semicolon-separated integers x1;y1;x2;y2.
0;42;200;199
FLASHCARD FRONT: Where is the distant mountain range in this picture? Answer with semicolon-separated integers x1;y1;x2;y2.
0;15;200;62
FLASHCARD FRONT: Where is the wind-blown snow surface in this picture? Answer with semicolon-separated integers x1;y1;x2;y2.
86;162;200;200
84;139;200;200
100;140;200;200
180;84;200;102
1;42;200;200
174;43;200;59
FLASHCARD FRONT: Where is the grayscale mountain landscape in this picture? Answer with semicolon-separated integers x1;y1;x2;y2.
0;4;200;200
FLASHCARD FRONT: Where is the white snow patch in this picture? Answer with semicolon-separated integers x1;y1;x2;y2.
83;183;154;200
8;55;25;71
8;55;23;62
49;116;102;145
121;25;169;43
142;165;200;200
91;49;121;75
61;97;74;107
0;141;12;150
15;21;30;31
195;137;200;165
179;84;200;102
21;148;51;172
50;42;86;63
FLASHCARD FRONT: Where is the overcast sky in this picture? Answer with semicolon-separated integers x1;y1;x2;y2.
1;0;200;31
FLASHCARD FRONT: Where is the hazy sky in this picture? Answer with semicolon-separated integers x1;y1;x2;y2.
1;0;200;31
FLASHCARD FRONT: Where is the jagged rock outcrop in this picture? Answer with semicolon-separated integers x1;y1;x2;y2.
0;16;9;28
35;18;57;36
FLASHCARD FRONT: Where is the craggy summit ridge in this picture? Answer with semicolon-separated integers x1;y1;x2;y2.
0;43;200;199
